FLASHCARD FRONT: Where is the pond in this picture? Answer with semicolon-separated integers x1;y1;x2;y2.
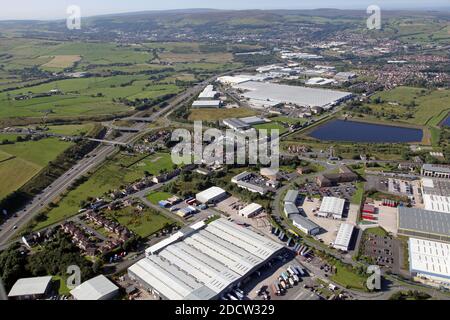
441;114;450;127
309;119;423;143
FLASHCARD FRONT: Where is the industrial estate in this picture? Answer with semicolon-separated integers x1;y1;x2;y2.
0;2;449;305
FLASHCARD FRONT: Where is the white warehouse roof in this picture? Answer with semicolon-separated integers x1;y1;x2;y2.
8;276;53;298
239;203;263;218
234;81;352;108
319;197;346;217
409;238;450;285
70;275;119;300
333;223;354;251
128;218;283;300
196;186;227;204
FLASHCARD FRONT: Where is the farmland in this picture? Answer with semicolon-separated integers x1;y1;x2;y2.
188;108;257;121
0;138;73;200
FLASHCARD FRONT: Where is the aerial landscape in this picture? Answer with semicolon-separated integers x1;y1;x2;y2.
0;0;449;310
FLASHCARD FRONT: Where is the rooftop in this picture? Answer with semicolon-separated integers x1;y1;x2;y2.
422;164;450;174
70;275;119;300
291;214;320;232
319;197;346;215
129;218;283;300
409;238;450;281
334;223;354;250
8;276;53;298
398;207;450;237
284;190;299;204
234;81;352;108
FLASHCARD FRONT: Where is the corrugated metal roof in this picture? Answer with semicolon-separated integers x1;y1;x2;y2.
284;190;299;204
333;223;354;251
128;218;283;300
70;275;118;300
409;238;450;281
398;207;450;236
8;276;52;297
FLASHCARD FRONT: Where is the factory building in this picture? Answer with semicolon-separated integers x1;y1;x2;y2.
291;215;320;236
398;207;450;242
408;238;450;288
318;197;346;219
333;223;355;252
192;100;222;108
198;85;219;100
8;276;53;300
70;275;119;300
284;190;299;205
239;203;263;218
421;178;450;214
284;203;300;218
196;187;228;204
127;219;284;300
421;164;450;179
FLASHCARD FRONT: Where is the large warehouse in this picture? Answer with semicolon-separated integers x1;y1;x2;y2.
333;223;355;252
233;81;352;109
318;197;346;219
128;219;284;300
398;207;450;242
196;187;228;204
421;178;450;214
408;238;450;287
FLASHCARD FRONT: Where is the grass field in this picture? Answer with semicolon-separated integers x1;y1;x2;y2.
132;153;175;176
330;262;367;291
146;191;173;205
366;87;450;127
351;182;365;205
365;227;389;237
41;55;81;69
253;122;288;135
188;108;257;121
105;206;174;238
0;138;73;200
45;123;95;136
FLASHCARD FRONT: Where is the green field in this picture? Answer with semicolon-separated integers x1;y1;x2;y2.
188;108;257;121
132;152;176;176
253;122;288;135
105;206;175;238
146;191;173;205
330;262;368;291
362;87;450;127
0;138;73;200
32;152;172;230
45;123;95;136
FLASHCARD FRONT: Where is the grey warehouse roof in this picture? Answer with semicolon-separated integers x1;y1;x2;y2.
71;275;119;300
422;164;450;174
129;218;283;300
398;207;450;236
284;190;299;204
234;81;352;108
291;214;320;232
8;276;52;297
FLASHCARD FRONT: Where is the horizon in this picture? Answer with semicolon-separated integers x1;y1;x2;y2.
0;0;449;21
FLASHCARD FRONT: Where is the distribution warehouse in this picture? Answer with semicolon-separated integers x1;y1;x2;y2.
397;207;450;242
127;219;284;300
408;238;450;288
233;81;352;109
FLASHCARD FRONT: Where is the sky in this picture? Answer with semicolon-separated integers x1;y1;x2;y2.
0;0;449;20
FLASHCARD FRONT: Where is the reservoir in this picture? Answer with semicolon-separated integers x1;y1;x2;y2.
442;114;450;127
309;119;423;143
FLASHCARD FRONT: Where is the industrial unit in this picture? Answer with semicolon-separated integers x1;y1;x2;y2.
333;223;355;251
421;164;450;179
233;81;352;109
398;207;450;242
127;219;284;300
421;178;450;214
196;187;228;204
318;197;346;219
284;190;300;205
70;275;119;300
239;203;263;218
408;238;450;288
192;100;222;108
291;215;321;236
8;276;53;300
